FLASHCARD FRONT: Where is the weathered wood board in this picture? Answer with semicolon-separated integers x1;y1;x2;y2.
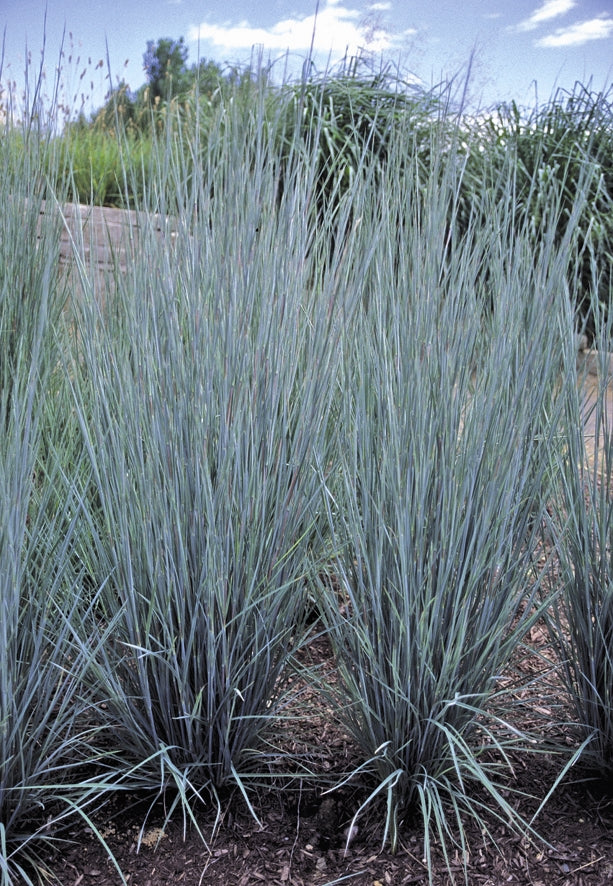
578;350;613;467
36;200;179;297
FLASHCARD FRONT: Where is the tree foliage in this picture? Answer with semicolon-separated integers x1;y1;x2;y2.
143;36;191;102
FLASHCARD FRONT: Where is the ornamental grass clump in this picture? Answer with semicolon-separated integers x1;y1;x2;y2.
0;122;110;884
66;81;366;833
316;113;575;876
545;280;613;784
0;367;112;886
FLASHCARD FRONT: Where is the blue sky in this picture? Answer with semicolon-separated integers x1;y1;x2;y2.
1;0;612;118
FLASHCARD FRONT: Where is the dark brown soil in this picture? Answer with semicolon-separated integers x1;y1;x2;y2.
39;773;613;886
39;626;613;886
42;761;613;886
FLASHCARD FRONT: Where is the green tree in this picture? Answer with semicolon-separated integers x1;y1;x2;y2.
191;58;226;100
143;37;190;102
93;80;140;131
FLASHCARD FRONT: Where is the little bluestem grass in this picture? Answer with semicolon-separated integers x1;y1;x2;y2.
65;84;364;836
315;112;577;879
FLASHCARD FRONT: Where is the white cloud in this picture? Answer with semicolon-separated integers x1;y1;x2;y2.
369;2;392;9
187;1;398;58
536;14;613;46
516;0;576;32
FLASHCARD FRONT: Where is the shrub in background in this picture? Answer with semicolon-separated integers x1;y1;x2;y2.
460;84;613;339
